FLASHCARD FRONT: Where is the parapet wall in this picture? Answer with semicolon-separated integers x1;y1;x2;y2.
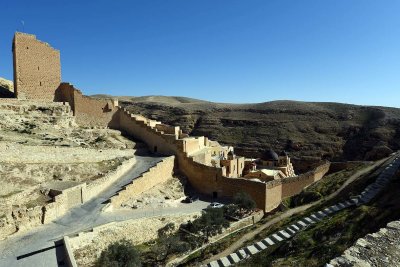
56;83;118;127
110;107;177;155
13;32;61;101
110;156;175;208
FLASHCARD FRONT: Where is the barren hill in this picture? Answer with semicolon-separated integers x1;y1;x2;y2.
98;95;400;161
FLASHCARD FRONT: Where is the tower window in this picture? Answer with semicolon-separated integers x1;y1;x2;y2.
40;82;42;86
38;66;40;70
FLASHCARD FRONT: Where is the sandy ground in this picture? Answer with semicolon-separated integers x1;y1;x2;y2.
120;176;187;210
73;212;200;267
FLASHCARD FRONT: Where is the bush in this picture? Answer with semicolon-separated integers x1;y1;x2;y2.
95;239;141;267
158;222;175;238
234;192;256;210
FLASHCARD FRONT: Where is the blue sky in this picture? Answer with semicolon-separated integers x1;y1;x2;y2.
0;1;399;107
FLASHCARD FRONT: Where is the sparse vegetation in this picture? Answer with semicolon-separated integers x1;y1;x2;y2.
95;239;141;267
138;207;233;265
234;192;257;211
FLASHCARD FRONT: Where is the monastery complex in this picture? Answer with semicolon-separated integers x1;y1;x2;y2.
2;32;330;212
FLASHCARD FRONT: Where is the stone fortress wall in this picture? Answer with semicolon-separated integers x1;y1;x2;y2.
55;82;119;127
109;156;175;208
13;32;61;100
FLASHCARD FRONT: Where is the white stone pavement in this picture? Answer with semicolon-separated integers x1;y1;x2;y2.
206;154;400;267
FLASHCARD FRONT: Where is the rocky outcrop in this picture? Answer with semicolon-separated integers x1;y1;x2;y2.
328;220;400;266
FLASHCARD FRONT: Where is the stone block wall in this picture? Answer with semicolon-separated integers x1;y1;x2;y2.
111;107;177;155
43;183;86;223
84;157;137;201
110;156;175;208
55;83;118;127
13;32;61;100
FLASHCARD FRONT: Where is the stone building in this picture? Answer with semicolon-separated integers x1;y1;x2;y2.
220;151;245;178
244;149;296;182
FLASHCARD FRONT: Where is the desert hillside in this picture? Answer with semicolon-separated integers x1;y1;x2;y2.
93;95;400;161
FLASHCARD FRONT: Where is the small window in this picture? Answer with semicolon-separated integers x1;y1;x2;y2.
38;66;40;70
26;47;29;49
39;82;42;86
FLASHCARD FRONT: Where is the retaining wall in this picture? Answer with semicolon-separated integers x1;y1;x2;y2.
110;156;175;208
0;157;137;240
84;157;137;201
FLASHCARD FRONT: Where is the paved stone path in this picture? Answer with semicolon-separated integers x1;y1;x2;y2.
206;154;400;267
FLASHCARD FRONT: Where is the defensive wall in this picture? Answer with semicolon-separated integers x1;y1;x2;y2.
264;161;331;210
109;156;175;208
13;32;61;100
109;107;332;212
55;82;118;127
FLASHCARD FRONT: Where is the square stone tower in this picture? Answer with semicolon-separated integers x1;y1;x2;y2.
12;32;61;100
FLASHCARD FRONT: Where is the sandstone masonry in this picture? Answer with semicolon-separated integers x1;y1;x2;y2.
13;32;61;100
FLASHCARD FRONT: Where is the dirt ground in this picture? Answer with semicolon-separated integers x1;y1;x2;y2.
0;101;136;217
119;176;187;210
73;213;200;267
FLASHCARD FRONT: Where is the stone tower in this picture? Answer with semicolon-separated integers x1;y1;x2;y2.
12;32;61;100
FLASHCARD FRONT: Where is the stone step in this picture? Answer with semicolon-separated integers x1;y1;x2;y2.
207;260;219;267
255;241;267;250
310;213;322;221
278;230;292;239
263;237;275;246
296;220;308;228
271;233;284;242
317;211;328;217
219;257;231;267
245;245;259;255
285;227;296;235
290;224;301;231
228;253;241;263
303;217;316;224
237;249;247;259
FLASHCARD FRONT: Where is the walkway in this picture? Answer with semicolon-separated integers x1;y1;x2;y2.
206;153;400;267
0;155;209;267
